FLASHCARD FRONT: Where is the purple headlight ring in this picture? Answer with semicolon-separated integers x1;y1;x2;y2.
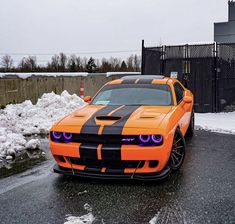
52;131;62;140
139;135;151;143
63;132;73;140
151;135;163;144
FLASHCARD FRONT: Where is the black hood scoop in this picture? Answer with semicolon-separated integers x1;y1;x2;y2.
96;116;121;121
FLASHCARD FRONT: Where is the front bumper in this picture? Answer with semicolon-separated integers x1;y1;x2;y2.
50;141;173;173
53;164;171;181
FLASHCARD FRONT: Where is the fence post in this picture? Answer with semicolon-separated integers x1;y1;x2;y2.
213;42;218;112
183;44;191;88
161;45;165;76
141;40;145;75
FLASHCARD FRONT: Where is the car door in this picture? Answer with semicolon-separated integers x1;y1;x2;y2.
173;82;190;135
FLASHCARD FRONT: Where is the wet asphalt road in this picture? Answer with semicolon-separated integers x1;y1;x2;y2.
0;130;234;224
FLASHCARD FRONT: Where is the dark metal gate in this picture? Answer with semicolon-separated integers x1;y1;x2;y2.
216;43;235;112
141;41;235;113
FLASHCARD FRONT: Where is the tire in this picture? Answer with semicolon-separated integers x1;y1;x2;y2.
168;128;186;171
185;110;194;138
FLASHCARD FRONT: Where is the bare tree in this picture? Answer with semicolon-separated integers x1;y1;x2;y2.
95;58;100;70
67;54;83;71
109;57;121;71
126;55;134;71
4;53;141;73
75;56;82;70
99;58;111;72
59;53;67;71
1;55;13;71
26;56;37;71
18;56;37;72
67;54;77;71
81;57;88;70
18;57;26;70
50;55;60;71
133;54;141;72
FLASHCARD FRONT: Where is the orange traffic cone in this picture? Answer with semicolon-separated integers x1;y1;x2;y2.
80;80;84;99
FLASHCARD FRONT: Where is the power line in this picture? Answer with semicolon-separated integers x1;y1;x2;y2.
13;60;51;63
0;49;141;56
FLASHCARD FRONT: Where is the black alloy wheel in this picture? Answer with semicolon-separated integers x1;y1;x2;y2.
168;128;186;171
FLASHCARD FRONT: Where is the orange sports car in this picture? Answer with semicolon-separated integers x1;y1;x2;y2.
50;75;194;180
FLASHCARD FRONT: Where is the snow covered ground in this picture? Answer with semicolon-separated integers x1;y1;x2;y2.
0;72;89;79
0;72;140;79
195;112;235;135
0;91;85;159
0;91;234;160
64;203;95;224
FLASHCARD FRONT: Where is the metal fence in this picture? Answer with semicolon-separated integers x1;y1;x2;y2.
142;41;235;113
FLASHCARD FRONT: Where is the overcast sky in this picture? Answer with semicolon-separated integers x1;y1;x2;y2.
0;0;229;63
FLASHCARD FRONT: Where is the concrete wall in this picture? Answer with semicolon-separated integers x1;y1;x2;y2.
214;1;235;43
0;74;124;108
214;21;235;43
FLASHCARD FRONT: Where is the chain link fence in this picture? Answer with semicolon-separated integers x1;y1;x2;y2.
142;42;235;113
217;43;235;112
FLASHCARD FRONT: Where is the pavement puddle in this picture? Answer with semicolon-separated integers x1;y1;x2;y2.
149;204;189;224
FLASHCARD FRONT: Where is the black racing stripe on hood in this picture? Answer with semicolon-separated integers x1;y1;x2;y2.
102;105;140;135
80;105;120;134
137;79;153;84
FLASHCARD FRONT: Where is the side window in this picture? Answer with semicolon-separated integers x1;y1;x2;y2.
174;83;185;104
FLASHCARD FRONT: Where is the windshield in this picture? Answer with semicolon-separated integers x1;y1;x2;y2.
91;84;173;106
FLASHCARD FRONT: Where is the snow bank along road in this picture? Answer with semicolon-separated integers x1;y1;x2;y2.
0;90;234;161
0;130;234;224
0;91;86;160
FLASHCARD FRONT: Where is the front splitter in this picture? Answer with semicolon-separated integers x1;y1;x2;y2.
53;164;171;181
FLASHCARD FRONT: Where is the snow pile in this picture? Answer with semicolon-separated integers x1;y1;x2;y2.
0;128;26;159
0;90;85;135
195;112;235;135
64;203;95;224
25;139;41;150
0;91;85;158
0;72;88;79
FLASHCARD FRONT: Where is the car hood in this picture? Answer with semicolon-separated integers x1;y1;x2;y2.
55;105;173;134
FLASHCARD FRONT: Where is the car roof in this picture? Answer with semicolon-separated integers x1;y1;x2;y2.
121;75;165;80
108;75;174;85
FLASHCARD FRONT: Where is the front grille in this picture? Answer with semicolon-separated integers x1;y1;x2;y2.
50;132;163;146
68;157;145;169
73;134;126;144
51;133;139;144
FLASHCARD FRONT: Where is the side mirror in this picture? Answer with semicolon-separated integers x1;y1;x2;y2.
183;96;192;104
83;96;92;103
